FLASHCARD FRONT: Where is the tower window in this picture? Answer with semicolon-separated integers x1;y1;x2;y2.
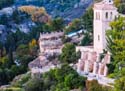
96;12;98;20
110;12;113;19
96;12;100;20
106;12;108;19
98;35;100;41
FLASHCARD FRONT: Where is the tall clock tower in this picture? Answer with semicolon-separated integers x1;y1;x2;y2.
93;0;118;53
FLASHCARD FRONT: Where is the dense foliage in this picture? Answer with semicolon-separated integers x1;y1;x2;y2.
59;43;80;63
106;17;125;76
114;0;125;14
106;17;125;91
81;32;93;46
5;64;86;91
80;7;93;33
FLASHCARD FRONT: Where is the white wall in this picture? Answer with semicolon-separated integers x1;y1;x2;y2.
93;8;118;53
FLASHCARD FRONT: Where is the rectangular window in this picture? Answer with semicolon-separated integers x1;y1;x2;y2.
96;12;100;20
98;35;100;41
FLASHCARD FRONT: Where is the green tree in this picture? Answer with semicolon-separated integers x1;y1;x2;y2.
16;44;29;58
114;0;121;7
81;7;93;32
25;78;44;91
106;17;125;74
65;19;81;34
118;3;125;14
81;33;93;46
64;73;85;89
59;43;78;63
51;17;64;31
114;76;125;91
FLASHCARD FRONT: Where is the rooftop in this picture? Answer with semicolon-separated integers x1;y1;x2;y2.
94;1;117;10
28;56;49;69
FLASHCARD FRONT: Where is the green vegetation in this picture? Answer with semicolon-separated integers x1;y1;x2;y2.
80;7;93;33
64;19;82;34
64;7;93;46
65;7;93;34
114;76;125;91
59;43;80;63
6;64;86;91
81;32;93;46
106;17;125;76
106;17;125;91
114;0;125;14
86;80;113;91
0;36;38;85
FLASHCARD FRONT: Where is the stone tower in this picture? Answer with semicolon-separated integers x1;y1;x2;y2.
93;0;118;53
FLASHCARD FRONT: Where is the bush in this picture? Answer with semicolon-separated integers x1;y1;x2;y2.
11;72;31;87
118;3;125;14
86;80;113;91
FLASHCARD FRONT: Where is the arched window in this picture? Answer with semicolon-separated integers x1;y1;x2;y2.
106;12;108;19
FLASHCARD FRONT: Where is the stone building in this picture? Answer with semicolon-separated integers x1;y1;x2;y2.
29;31;64;74
39;31;64;56
76;0;118;76
93;0;118;53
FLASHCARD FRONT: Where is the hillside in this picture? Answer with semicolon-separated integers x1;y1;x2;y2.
15;0;93;21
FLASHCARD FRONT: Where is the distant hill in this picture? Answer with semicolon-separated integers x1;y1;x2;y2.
15;0;93;21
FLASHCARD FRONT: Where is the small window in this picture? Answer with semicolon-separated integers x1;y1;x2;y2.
96;12;98;20
106;12;108;19
110;12;113;19
98;12;100;20
96;12;100;20
98;35;100;41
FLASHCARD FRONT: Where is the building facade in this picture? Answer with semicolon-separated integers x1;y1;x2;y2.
76;0;118;77
39;31;64;56
93;0;118;53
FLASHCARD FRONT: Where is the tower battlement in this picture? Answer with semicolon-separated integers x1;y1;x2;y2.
39;31;64;39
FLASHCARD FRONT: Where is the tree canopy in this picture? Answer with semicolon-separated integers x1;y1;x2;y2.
106;17;125;90
59;43;79;63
